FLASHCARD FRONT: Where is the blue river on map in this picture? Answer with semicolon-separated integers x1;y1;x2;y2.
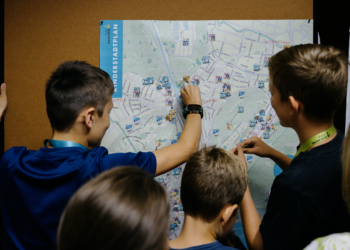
183;21;189;30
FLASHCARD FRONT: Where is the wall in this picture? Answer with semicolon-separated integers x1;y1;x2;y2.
5;0;312;150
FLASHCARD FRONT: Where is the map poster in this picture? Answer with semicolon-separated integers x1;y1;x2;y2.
100;20;313;246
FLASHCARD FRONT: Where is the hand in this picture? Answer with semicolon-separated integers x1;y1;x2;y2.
231;143;248;172
0;83;7;122
231;136;273;158
181;85;201;106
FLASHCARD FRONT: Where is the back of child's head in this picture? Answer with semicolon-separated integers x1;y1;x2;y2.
46;61;114;132
268;44;348;120
57;167;170;250
181;146;248;222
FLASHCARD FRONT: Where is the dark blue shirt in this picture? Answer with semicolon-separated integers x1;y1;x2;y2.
0;146;156;250
260;130;350;250
170;241;238;250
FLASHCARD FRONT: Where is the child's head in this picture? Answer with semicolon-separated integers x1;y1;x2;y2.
181;146;248;236
268;44;348;122
57;167;170;250
46;61;114;139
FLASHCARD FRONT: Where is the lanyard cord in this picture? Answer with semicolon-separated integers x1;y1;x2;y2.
294;125;336;157
44;139;89;152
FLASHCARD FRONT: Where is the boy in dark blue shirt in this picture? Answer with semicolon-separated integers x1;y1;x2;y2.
232;44;350;250
0;61;202;250
169;146;248;250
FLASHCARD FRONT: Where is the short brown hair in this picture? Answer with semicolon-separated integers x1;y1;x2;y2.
46;61;114;132
57;167;170;250
181;146;248;223
343;125;350;212
269;44;348;120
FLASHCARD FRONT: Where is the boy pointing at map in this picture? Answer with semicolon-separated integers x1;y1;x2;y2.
0;61;202;249
232;44;350;250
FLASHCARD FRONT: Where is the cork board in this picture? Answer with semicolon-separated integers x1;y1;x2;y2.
4;0;312;150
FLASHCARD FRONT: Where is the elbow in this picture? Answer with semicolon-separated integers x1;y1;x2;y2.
183;141;199;160
189;144;199;156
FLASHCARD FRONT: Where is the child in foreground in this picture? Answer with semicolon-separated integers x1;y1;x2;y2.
0;61;202;249
57;166;170;250
232;44;350;250
169;146;248;250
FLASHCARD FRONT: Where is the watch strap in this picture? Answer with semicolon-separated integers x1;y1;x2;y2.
183;105;203;119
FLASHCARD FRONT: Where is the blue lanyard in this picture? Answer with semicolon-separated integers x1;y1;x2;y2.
44;139;89;152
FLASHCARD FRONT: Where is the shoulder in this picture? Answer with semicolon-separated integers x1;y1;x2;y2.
217;246;238;250
213;241;238;250
304;233;350;250
275;132;343;194
169;241;237;250
0;146;33;166
2;146;29;156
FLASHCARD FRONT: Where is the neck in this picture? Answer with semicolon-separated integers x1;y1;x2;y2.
169;215;217;249
51;130;88;148
293;118;335;146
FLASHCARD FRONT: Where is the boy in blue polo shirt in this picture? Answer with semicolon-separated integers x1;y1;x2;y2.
0;61;202;250
232;44;350;250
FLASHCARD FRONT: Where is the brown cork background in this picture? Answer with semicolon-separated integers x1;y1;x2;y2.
4;0;313;150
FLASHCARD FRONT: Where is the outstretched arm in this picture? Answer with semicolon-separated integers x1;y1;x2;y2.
235;144;265;250
0;83;7;122
153;85;202;176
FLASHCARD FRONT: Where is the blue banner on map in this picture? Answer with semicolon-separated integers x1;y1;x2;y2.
100;20;123;98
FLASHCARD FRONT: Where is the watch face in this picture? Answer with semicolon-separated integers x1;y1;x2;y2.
187;105;202;110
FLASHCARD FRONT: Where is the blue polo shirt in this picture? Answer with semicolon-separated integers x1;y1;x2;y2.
0;146;157;250
170;241;238;250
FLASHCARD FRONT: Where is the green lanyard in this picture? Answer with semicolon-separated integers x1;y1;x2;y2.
294;125;336;157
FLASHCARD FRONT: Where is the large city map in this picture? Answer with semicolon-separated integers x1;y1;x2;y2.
100;20;313;246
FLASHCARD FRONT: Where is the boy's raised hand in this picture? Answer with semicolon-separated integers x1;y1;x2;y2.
0;83;7;122
232;143;248;172
180;85;202;105
232;136;292;171
232;136;273;158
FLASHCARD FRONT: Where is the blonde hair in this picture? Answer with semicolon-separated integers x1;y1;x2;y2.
343;126;350;212
181;146;248;222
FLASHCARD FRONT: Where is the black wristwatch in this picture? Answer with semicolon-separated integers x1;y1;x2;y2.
183;104;203;119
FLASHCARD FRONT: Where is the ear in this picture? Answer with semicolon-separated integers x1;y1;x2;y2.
222;204;239;227
288;96;301;116
84;107;96;129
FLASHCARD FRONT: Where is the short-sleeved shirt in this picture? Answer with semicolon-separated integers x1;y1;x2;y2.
170;241;239;250
0;146;157;250
260;130;350;250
